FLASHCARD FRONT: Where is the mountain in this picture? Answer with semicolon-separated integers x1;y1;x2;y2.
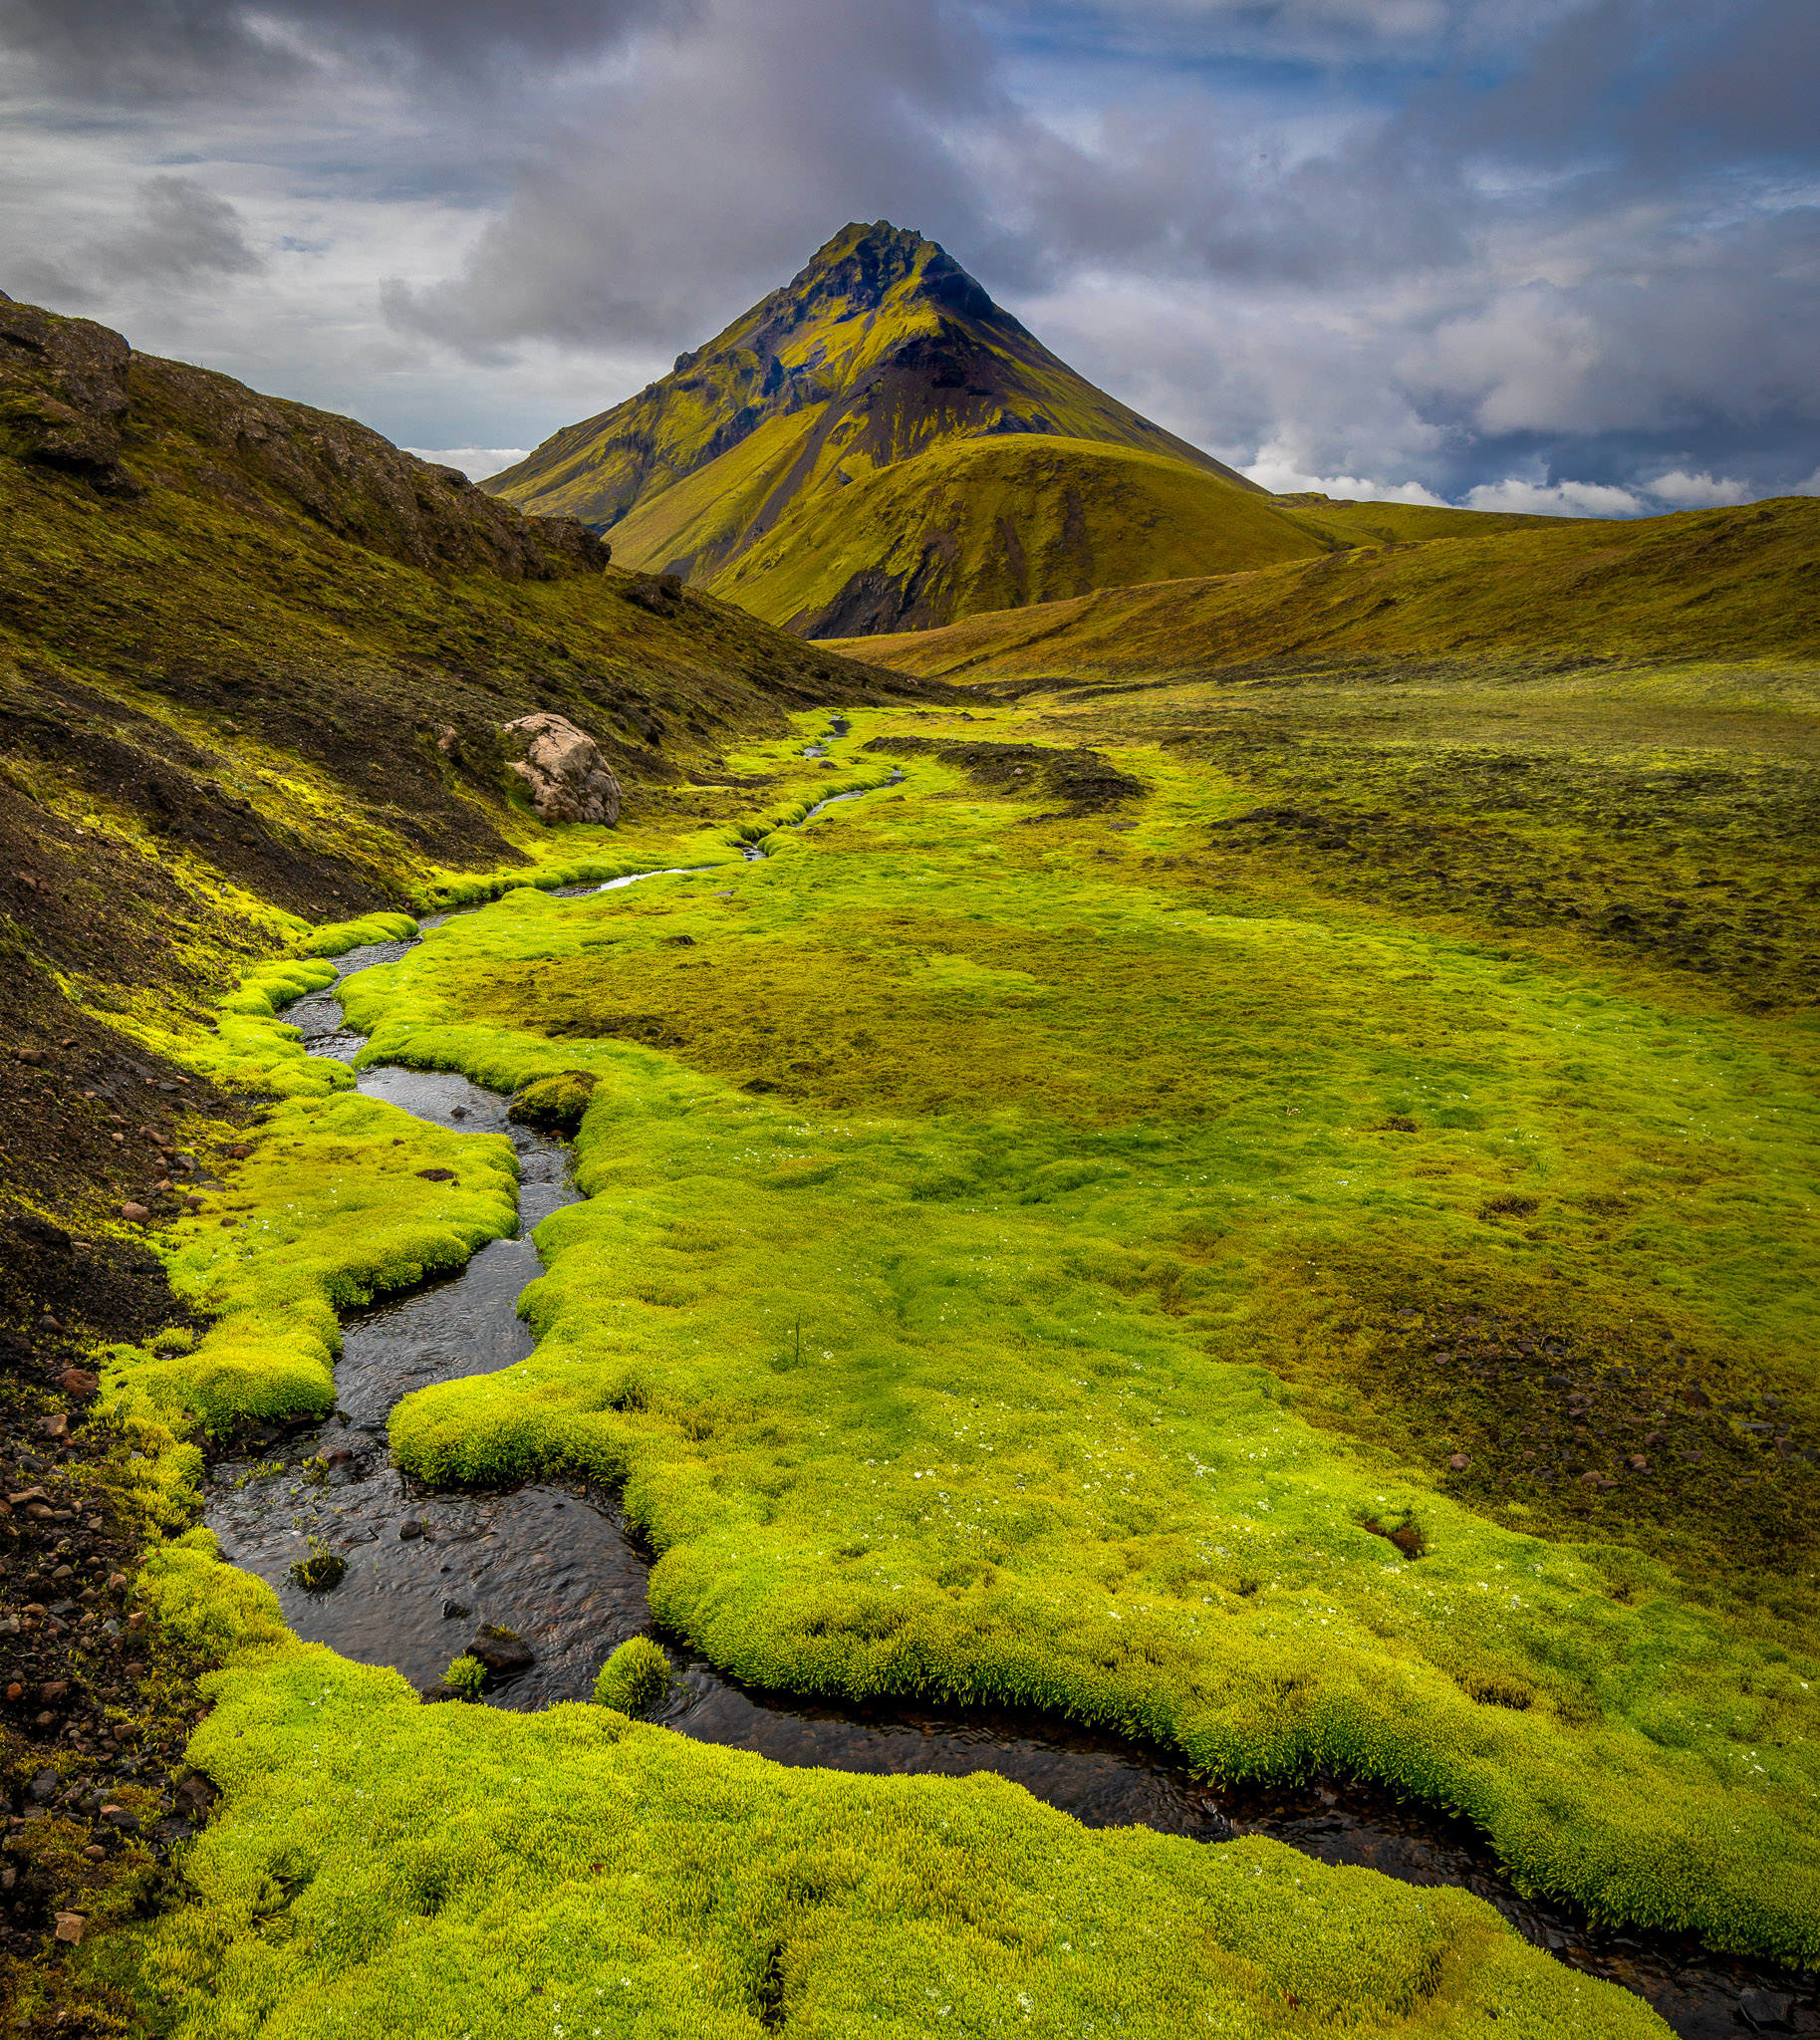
485;221;1367;635
827;494;1820;682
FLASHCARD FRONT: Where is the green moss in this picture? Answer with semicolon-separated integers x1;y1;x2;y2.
507;1069;600;1136
117;1640;1661;2038
593;1636;671;1715
442;1654;488;1701
310;711;1820;1963
85;696;1818;2023
289;1540;347;1594
106;1087;518;1433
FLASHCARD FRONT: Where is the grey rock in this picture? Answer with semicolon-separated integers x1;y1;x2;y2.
1737;1988;1794;2030
465;1624;535;1674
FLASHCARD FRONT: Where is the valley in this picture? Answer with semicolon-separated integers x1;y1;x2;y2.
0;266;1816;2040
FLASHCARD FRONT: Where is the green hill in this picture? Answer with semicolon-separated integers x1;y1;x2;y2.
715;437;1586;636
832;494;1820;679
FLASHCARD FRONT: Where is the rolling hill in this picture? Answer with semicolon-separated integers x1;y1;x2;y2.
487;221;1569;636
830;494;1820;680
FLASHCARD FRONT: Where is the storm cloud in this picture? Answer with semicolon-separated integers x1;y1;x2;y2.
0;0;1814;508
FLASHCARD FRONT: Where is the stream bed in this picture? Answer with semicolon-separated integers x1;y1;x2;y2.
204;876;1816;2039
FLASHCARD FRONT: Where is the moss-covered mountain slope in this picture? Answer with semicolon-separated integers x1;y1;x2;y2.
693;433;1569;638
836;494;1820;679
0;294;928;1281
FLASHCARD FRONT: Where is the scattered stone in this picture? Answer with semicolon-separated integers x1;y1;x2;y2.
413;1166;455;1182
59;1366;100;1400
171;1773;217;1818
1445;1452;1470;1471
500;711;623;826
398;1520;423;1541
36;1411;69;1440
53;1912;87;1944
441;1599;470;1620
465;1624;535;1674
120;1200;149;1222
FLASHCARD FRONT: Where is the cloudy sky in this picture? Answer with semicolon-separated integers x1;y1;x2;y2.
1;0;1814;512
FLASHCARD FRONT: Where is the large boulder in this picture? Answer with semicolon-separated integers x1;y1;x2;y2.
500;712;622;825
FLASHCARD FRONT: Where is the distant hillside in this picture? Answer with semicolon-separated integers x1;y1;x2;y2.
708;438;1582;637
831;497;1820;680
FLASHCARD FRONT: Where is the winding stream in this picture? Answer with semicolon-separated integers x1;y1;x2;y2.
203;761;1816;2040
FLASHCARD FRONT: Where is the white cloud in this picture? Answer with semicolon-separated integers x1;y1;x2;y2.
1240;444;1448;503
404;445;529;479
1644;468;1752;508
1462;477;1647;517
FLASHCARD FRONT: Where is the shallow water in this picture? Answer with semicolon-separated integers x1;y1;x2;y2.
204;856;1819;2039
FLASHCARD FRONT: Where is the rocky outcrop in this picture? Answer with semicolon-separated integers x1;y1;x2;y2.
0;302;134;490
500;713;622;825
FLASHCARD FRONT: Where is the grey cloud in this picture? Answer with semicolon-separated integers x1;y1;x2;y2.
386;0;1001;359
86;175;263;285
5;0;1814;510
4;175;262;308
0;0;674;98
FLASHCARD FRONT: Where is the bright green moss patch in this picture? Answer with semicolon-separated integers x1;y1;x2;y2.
118;1642;1664;2038
297;910;419;959
106;1088;518;1433
508;1068;601;1135
442;1653;488;1700
324;712;1820;1962
594;1636;672;1715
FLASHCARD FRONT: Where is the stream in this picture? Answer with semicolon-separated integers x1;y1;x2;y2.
202;760;1815;2039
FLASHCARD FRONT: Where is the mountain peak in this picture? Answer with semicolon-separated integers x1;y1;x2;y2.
786;220;998;325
